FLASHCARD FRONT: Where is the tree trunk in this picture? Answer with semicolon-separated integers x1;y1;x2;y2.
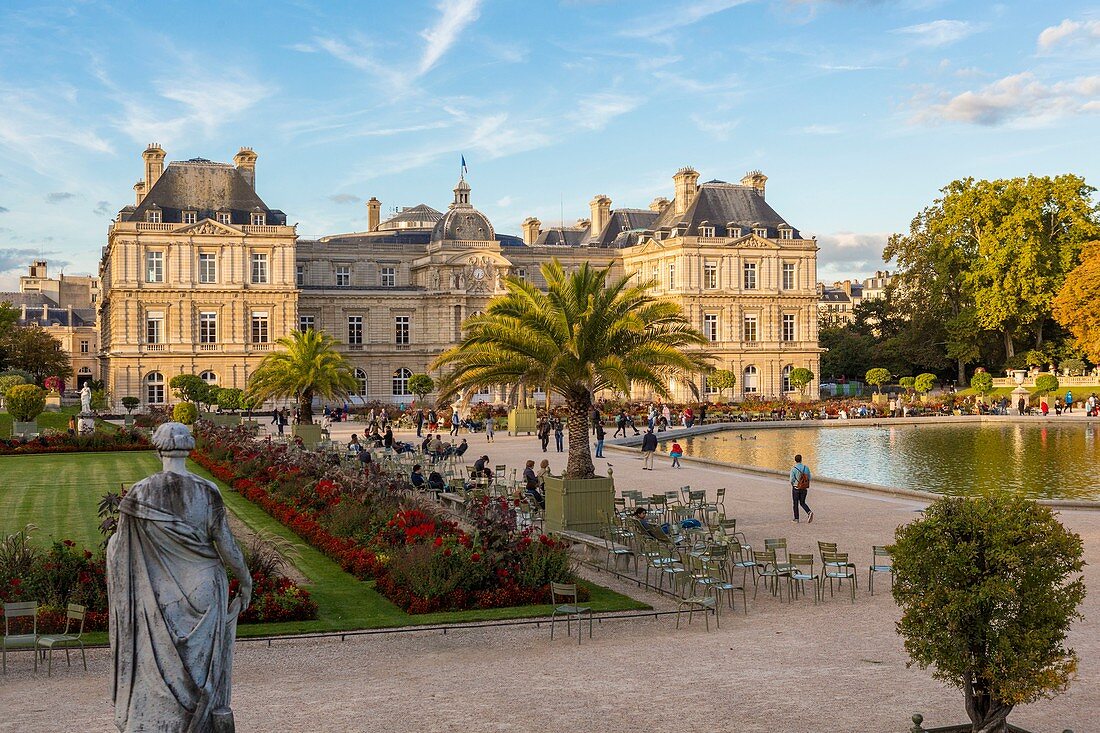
298;389;314;423
1003;330;1015;359
964;677;1013;733
565;394;595;479
957;358;968;388
1035;320;1044;348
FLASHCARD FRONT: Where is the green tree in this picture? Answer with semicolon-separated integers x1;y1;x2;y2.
1034;374;1059;396
864;368;891;393
172;402;198;425
247;329;357;423
6;384;46;422
913;373;937;395
433;260;709;479
121;396;140;414
1052;240;1100;364
899;376;915;394
169;374;210;407
215;387;245;412
0;374;27;399
0;301;17;340
408;374;435;406
969;371;994;397
891;495;1085;733
706;369;737;400
788;367;814;397
0;325;71;383
818;323;874;381
1060;358;1086;376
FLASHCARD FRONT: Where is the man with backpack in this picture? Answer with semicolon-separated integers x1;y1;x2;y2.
789;454;814;523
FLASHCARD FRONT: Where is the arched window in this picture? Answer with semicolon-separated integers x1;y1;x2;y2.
200;370;218;385
355;368;368;397
145;371;165;404
392;368;411;396
782;365;794;393
743;366;758;395
78;367;92;375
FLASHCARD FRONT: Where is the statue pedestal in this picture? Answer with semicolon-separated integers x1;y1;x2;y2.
78;412;96;434
1010;385;1031;412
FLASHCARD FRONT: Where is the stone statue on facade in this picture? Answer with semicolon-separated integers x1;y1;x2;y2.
80;384;92;414
108;422;252;733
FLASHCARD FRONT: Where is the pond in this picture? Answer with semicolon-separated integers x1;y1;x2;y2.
660;421;1100;500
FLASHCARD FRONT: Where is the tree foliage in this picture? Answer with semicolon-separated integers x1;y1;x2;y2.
864;368;891;392
891;495;1085;733
247;329;357;423
121;396;140;414
169;374;213;406
433;259;710;479
707;369;736;398
913;373;937;394
215;387;245;412
899;376;915;392
408;374;435;405
0;325;71;383
6;384;46;422
1060;358;1086;376
969;371;994;396
172;402;198;425
788;367;814;395
1034;374;1059;396
0;374;27;398
1052;240;1100;364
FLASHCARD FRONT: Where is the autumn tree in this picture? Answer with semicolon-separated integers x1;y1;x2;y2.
0;325;71;383
1052;240;1100;363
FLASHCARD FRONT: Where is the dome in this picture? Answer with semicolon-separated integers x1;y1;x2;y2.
431;208;495;242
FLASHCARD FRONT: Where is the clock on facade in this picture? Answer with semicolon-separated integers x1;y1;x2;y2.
473;267;485;280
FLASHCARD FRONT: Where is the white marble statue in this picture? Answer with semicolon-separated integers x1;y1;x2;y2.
108;422;252;733
80;384;92;413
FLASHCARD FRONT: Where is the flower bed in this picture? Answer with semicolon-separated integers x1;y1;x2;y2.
192;423;582;614
0;428;151;456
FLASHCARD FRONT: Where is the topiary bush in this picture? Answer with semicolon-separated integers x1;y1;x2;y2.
898;376;915;393
172;402;198;425
121;396;140;414
865;367;891;393
970;371;994;396
6;384;46;422
913;373;937;395
1060;358;1086;376
0;374;27;399
1034;374;1060;396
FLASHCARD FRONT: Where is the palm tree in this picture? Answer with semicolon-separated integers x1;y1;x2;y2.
433;260;711;479
246;329;357;423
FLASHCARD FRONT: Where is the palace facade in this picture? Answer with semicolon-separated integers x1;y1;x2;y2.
99;146;821;408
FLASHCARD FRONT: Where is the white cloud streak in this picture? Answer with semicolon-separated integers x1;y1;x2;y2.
621;0;752;39
914;72;1100;127
1037;18;1100;52
893;19;978;47
568;93;639;130
418;0;483;75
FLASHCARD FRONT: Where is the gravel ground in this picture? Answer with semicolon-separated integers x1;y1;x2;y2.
2;422;1095;732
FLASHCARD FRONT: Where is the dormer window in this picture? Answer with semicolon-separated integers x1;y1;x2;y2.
699;226;715;238
728;224;742;237
250;212;266;226
146;209;161;224
753;227;768;238
779;226;793;240
182;210;197;225
216;211;231;225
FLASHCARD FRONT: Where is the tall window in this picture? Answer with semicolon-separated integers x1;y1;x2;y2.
182;211;197;225
782;364;794;393
217;211;231;225
298;315;315;332
704;314;718;342
703;262;717;289
199;253;217;283
380;267;396;287
146;210;161;224
250;212;266;226
296;265;305;287
250;253;268;284
336;266;351;287
199;312;217;343
394;316;410;346
782;314;796;342
146;251;164;283
392;368;411;396
80;340;89;353
251;312;269;343
145;372;165;404
200;371;218;385
146;311;164;344
515;267;527;281
743;314;758;342
743;366;758;394
354;368;368;397
742;262;757;290
668;262;676;289
347;315;363;345
782;262;795;290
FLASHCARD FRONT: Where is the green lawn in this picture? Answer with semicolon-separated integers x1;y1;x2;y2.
1;450;648;641
1;405;81;437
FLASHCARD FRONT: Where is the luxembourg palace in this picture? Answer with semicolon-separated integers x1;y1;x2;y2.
97;145;821;408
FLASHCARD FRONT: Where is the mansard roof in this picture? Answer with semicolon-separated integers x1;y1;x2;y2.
378;204;443;231
654;182;800;238
590;209;660;247
124;159;286;225
534;227;589;247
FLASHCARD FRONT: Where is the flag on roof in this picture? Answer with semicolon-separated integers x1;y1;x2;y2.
461;155;468;176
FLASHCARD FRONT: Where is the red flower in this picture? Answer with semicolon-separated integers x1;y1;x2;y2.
433;537;443;547
470;553;481;562
10;578;21;587
62;539;75;547
83;550;93;559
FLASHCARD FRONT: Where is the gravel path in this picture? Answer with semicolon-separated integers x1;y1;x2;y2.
3;422;1094;732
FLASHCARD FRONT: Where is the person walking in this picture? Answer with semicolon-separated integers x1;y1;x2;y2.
591;406;601;435
485;415;495;443
450;409;461;436
641;428;658;470
594;421;605;458
614;410;626;438
554;418;564;453
1065;389;1074;414
415;408;424;438
789;454;814;523
669;441;683;469
538;417;551;452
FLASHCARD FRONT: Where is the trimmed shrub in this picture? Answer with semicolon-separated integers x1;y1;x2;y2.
970;371;994;396
6;384;46;422
913;373;937;395
1034;374;1060;396
173;402;198;425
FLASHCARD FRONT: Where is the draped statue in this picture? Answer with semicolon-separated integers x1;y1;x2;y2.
108;422;252;732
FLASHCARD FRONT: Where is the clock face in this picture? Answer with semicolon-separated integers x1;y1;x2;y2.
473;267;485;280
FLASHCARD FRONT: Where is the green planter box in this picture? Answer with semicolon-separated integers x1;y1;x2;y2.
11;421;38;438
543;475;615;535
508;408;538;436
208;414;242;427
292;423;323;446
124;415;135;428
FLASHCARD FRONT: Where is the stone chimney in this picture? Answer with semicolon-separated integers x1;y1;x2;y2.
234;147;258;188
142;144;166;192
649;197;670;213
134;180;146;205
42;303;49;319
20;303;26;321
521;217;541;245
589;195;612;239
672;167;699;217
366;198;381;232
842;280;852;297
576;218;591;229
740;170;768;198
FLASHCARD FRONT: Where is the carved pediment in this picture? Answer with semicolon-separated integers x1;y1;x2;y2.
730;234;778;249
173;219;242;236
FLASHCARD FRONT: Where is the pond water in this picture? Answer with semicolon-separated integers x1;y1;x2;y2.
660;421;1100;500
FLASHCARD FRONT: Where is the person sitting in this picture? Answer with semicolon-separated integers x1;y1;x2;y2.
472;455;493;483
427;470;445;493
421;433;434;453
347;434;363;455
383;426;394;448
429;435;445;462
393;440;415;454
410;464;426;488
522;459;545;509
632;507;671;539
454;438;469;458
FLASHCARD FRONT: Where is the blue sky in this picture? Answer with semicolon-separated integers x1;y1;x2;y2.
0;0;1098;288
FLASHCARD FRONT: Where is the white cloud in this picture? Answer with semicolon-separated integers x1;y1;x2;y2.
621;0;752;39
815;232;891;281
418;0;483;75
567;93;639;130
1037;19;1100;52
893;19;978;47
0;84;113;174
799;124;841;135
914;72;1100;127
691;114;738;140
496;195;514;208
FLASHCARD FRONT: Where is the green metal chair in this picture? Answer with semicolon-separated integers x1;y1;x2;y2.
822;551;857;602
869;545;894;596
675;572;719;631
36;603;87;676
601;526;637;573
549;583;593;644
753;549;789;600
3;601;38;673
787;553;821;604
